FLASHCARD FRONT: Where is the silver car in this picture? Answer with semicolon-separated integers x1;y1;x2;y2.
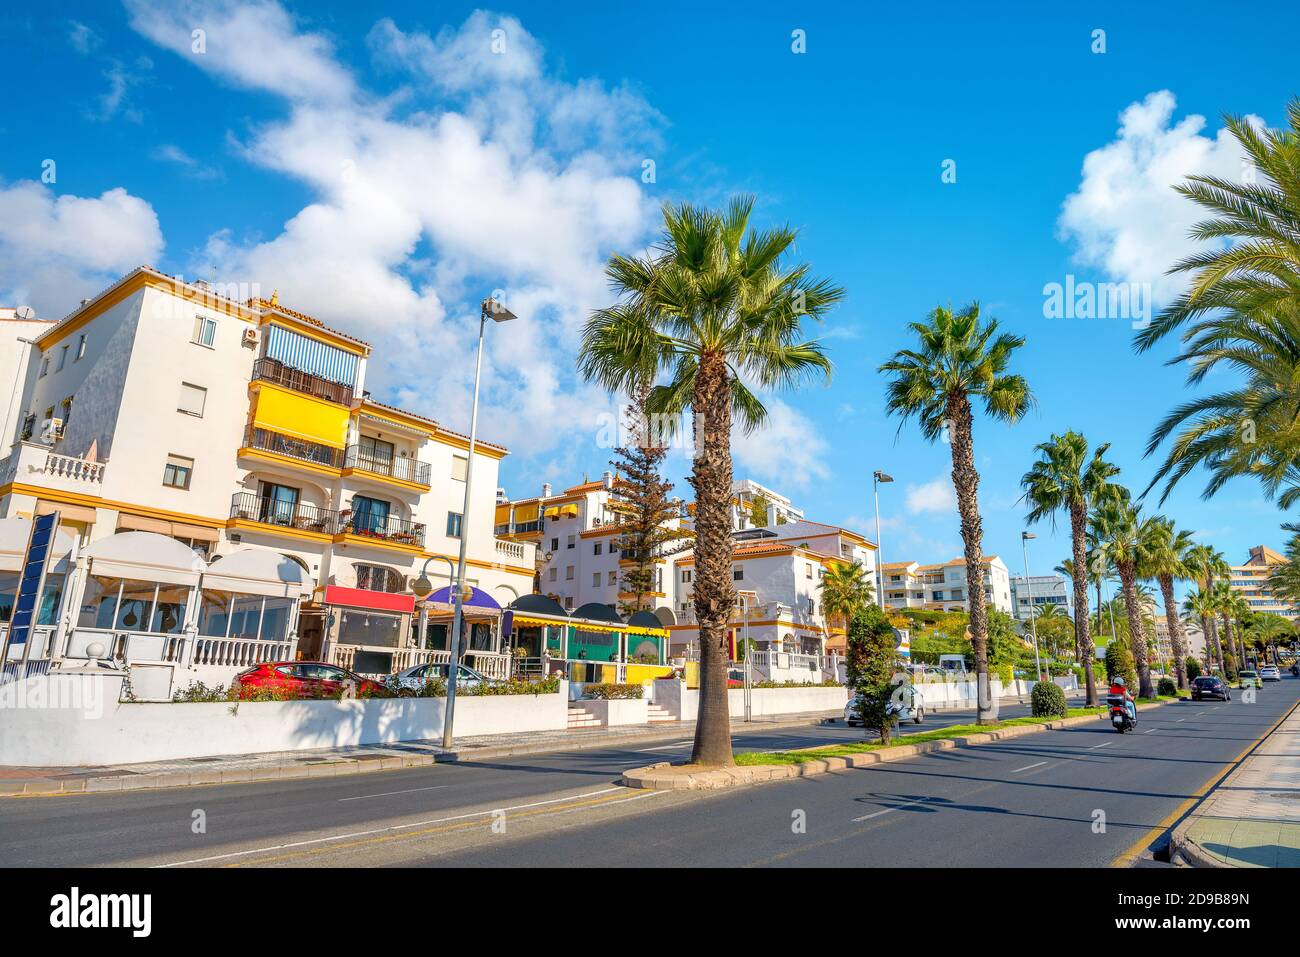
844;684;925;726
385;663;491;695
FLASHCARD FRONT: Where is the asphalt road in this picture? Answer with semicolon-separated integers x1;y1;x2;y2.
3;684;1292;867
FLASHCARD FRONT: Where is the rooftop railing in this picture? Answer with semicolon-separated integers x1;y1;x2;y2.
252;357;353;406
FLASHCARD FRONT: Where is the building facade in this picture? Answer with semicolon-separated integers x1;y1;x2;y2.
1010;573;1069;620
0;268;535;693
1227;545;1299;621
880;555;1014;615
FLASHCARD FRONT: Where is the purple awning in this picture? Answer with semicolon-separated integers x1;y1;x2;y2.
423;585;502;611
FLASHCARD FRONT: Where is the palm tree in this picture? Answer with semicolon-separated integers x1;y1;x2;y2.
1091;492;1158;698
881;303;1032;724
1185;544;1230;670
818;561;872;633
1136;100;1300;505
580;196;843;766
1212;583;1250;670
1140;517;1196;689
1020;431;1120;706
1184;587;1222;671
1135;99;1300;351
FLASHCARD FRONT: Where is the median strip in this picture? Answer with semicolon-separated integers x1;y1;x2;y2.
621;702;1174;790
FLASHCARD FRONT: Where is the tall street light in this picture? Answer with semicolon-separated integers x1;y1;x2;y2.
872;471;893;609
430;296;516;749
1021;531;1044;682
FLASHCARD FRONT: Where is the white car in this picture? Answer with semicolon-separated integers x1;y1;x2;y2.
844;684;925;726
1260;666;1281;682
385;663;492;695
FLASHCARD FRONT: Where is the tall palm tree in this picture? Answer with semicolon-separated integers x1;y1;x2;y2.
818;560;872;633
580;196;843;766
881;303;1032;724
1140;517;1196;689
1212;583;1250;669
1184;587;1222;671
1185;544;1230;669
1091;492;1158;698
1136;100;1300;505
1020;431;1120;706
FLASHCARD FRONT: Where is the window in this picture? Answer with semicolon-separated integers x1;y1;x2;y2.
178;382;207;417
593;542;602;556
566;566;575;580
681;569;692;583
564;596;574;610
351;496;390;534
549;567;558;582
76;334;87;360
39;355;49;377
193;315;217;347
593;572;601;587
608;570;617;585
56;345;69;371
608;542;617;555
733;568;744;581
163;454;193;490
356;564;405;593
60;397;73;429
550;538;559;552
451;454;468;481
446;511;463;538
257;482;300;525
567;534;575;549
806;563;813;579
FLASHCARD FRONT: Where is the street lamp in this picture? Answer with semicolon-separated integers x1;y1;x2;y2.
432;296;516;749
412;554;458;655
872;471;893;609
1021;531;1044;683
737;589;757;722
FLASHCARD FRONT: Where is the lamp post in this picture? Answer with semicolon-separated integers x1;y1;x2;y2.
1021;531;1044;683
872;471;893;608
737;589;757;722
418;296;515;749
412;554;457;659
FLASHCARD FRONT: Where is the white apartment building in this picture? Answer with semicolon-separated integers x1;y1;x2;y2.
1010;573;1069;620
880;555;1014;615
0;267;535;696
729;478;803;530
0;307;55;455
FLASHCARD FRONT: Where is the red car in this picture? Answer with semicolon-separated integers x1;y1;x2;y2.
232;661;394;699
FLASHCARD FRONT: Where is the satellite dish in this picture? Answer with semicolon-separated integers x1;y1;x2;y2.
14;306;36;320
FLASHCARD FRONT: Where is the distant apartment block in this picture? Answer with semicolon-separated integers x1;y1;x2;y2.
1010;573;1069;620
1226;545;1299;621
879;555;1013;615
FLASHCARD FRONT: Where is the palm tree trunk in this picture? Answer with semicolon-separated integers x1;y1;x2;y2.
1119;560;1155;698
946;394;994;723
1158;575;1188;690
688;350;735;766
1068;501;1097;705
1200;614;1219;671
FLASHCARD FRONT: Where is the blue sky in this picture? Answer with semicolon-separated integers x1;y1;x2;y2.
2;0;1298;593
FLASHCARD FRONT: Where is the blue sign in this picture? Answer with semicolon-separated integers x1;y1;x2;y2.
7;512;60;650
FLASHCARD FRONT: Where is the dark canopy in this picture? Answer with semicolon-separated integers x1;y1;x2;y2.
573;602;624;624
626;610;664;631
508;594;569;617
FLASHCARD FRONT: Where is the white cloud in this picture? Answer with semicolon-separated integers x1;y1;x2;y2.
151;144;222;180
905;476;957;514
0;181;163;319
68;21;102;54
730;398;830;489
1058;90;1257;301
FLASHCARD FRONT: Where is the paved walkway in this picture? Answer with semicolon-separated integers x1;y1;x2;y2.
1172;699;1300;867
0;712;843;796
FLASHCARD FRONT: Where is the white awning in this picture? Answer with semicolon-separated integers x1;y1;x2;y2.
202;549;312;598
0;516;78;573
83;531;207;586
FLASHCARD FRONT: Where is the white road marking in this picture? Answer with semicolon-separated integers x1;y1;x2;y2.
1010;761;1049;773
338;785;449;802
635;742;693;752
1088;741;1114;750
1141;728;1157;734
155;786;630;868
853;795;936;822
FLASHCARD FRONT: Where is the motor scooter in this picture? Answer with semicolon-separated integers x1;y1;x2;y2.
1107;692;1136;733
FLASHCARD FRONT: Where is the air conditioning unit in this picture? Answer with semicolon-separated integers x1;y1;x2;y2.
242;328;259;347
41;418;63;442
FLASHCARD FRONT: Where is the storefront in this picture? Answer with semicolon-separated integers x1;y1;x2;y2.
320;585;413;677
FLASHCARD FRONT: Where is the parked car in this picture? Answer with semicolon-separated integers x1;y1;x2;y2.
845;684;925;726
1260;666;1281;682
233;661;394;698
1238;669;1262;689
385;662;492;695
1190;675;1231;701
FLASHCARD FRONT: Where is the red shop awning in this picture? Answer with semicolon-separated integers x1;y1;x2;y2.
322;586;414;615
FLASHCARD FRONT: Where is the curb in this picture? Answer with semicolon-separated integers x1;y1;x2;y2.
622;703;1169;791
0;711;845;798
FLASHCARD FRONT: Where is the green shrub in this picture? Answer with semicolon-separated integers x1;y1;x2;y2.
1156;676;1178;697
583;682;644;700
993;661;1014;685
1030;680;1068;718
1185;656;1202;680
1105;640;1137;689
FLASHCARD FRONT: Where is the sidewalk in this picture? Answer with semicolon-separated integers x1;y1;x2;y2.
1171;701;1300;868
0;711;843;797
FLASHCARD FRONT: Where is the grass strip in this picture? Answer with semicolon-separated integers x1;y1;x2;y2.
734;707;1107;766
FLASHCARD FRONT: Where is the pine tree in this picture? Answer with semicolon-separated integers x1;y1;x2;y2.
609;404;693;616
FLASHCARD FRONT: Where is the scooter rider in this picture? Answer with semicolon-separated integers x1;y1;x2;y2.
1108;675;1136;723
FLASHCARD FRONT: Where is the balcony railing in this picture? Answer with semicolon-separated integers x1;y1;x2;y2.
343;445;431;486
230;492;339;535
495;538;527;562
44;451;106;484
244;426;343;468
337;509;426;548
252;357;353;406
